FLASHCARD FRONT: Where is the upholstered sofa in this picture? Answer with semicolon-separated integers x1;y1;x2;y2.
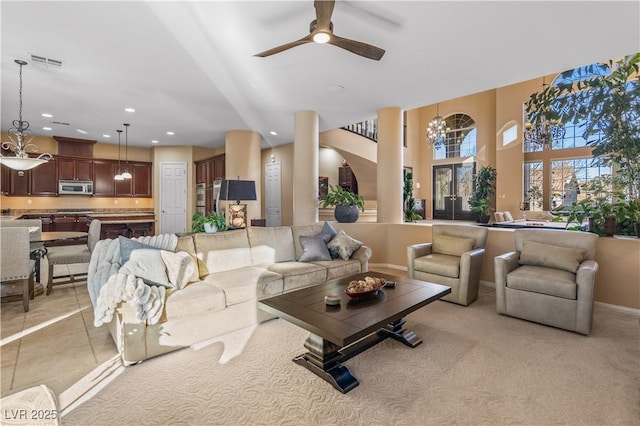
87;224;371;365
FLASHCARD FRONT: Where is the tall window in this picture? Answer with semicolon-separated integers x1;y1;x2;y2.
433;114;476;160
523;161;544;211
524;64;609;153
550;158;612;208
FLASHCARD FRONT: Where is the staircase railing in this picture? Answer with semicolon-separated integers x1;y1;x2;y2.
341;117;378;142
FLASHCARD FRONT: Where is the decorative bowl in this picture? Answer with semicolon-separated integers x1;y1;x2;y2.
344;276;386;298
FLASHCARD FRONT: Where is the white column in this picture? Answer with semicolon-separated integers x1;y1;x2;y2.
225;130;262;224
293;110;319;225
377;107;403;223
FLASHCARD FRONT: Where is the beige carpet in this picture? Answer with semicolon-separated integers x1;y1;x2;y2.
63;287;639;425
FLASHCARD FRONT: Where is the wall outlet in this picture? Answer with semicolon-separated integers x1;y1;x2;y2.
27;199;32;204
135;199;139;204
114;199;118;204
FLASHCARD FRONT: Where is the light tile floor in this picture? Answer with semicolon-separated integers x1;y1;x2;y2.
1;263;117;398
0;265;405;399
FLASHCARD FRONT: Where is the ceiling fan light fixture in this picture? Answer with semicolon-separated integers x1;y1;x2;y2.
313;32;330;44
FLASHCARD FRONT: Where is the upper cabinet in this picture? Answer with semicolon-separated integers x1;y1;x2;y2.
195;154;225;187
58;157;93;181
132;163;152;197
92;160;116;197
4;158;58;196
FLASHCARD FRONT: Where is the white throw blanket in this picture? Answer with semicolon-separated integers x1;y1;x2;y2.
94;272;166;326
89;234;178;327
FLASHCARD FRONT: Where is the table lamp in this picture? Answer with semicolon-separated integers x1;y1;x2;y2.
219;179;257;228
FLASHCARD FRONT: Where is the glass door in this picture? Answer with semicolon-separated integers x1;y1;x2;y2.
433;163;476;220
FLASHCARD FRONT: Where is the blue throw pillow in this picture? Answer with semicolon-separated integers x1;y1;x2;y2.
119;236;161;264
320;221;340;259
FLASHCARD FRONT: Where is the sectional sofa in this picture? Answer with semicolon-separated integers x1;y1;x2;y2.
87;224;372;365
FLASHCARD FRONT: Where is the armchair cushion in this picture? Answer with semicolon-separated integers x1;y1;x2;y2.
519;240;584;273
414;253;460;278
507;265;577;299
432;234;474;257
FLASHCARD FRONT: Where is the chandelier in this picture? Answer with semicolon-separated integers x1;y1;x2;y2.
524;77;565;149
427;103;450;146
0;60;53;171
121;123;132;179
114;130;124;181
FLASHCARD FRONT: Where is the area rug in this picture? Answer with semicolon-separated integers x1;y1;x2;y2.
63;288;639;425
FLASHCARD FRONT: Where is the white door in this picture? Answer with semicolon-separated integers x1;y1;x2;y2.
160;162;187;234
265;162;281;227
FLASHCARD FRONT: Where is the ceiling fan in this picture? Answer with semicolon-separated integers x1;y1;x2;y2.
254;0;385;61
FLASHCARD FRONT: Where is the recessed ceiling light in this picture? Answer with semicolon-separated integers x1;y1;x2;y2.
103;134;111;138
41;113;53;118
76;129;87;134
151;140;159;144
166;131;174;136
42;127;52;131
124;107;135;113
327;85;344;92
269;131;278;136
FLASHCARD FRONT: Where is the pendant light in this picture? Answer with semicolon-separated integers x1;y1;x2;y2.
121;123;132;179
114;129;124;181
0;60;53;171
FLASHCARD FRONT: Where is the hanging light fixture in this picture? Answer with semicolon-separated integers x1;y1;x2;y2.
0;60;53;171
121;123;132;179
524;77;565;150
114;129;124;181
427;103;450;147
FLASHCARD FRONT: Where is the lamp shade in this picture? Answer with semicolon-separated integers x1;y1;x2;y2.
219;179;256;202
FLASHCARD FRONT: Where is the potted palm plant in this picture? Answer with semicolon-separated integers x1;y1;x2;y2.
192;211;227;233
321;184;365;223
468;165;497;223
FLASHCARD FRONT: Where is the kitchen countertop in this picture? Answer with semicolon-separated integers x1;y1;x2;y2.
98;219;156;224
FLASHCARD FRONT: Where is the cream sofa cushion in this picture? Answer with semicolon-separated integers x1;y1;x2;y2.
248;226;296;265
163;281;226;321
267;261;327;291
194;230;252;275
205;266;283;302
519;240;584;273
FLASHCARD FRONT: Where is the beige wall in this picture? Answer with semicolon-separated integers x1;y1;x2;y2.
338;222;640;310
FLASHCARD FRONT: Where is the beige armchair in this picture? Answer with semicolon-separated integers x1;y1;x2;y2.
0;227;36;312
494;229;599;335
407;224;488;306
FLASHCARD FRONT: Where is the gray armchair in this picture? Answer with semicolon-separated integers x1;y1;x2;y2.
0;227;36;312
495;229;599;335
407;224;488;306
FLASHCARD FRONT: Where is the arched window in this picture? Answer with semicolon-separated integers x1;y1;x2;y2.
433;113;477;160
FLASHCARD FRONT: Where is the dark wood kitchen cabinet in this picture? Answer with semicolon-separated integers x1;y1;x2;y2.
30;159;58;195
212;155;225;180
1;165;9;195
92;160;116;197
58;157;93;181
195;154;225;187
132;163;152;197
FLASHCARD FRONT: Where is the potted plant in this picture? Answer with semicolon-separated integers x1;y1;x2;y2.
468;165;497;223
403;172;423;222
321;184;365;223
192;211;227;233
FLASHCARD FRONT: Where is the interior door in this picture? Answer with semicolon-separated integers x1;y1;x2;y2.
160;162;187;234
265;162;281;227
433;163;475;220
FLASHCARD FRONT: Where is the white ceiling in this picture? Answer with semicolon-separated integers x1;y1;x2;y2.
2;1;639;150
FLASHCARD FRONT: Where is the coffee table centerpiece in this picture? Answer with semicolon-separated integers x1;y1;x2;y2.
258;272;451;393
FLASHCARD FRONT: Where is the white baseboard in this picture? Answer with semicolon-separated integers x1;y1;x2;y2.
374;265;638;317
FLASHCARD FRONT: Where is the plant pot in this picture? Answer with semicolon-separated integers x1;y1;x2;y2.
204;223;218;233
334;205;360;223
477;214;490;224
603;217;617;236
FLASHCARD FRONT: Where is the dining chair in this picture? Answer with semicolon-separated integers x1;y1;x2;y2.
46;219;101;294
0;219;45;281
0;227;36;312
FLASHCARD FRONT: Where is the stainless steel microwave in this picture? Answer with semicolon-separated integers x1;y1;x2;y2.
58;180;93;195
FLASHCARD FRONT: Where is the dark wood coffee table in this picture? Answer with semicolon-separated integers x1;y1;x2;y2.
258;272;451;393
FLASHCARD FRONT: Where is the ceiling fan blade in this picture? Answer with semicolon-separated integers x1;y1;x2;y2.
254;34;313;58
314;0;335;31
328;34;385;61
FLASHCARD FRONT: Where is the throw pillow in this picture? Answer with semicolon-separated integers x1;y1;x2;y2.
160;250;200;289
320;222;340;258
432;234;475;257
119;248;172;288
494;212;505;222
119;236;161;264
298;236;332;262
519;240;585;273
503;211;514;222
327;229;363;261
